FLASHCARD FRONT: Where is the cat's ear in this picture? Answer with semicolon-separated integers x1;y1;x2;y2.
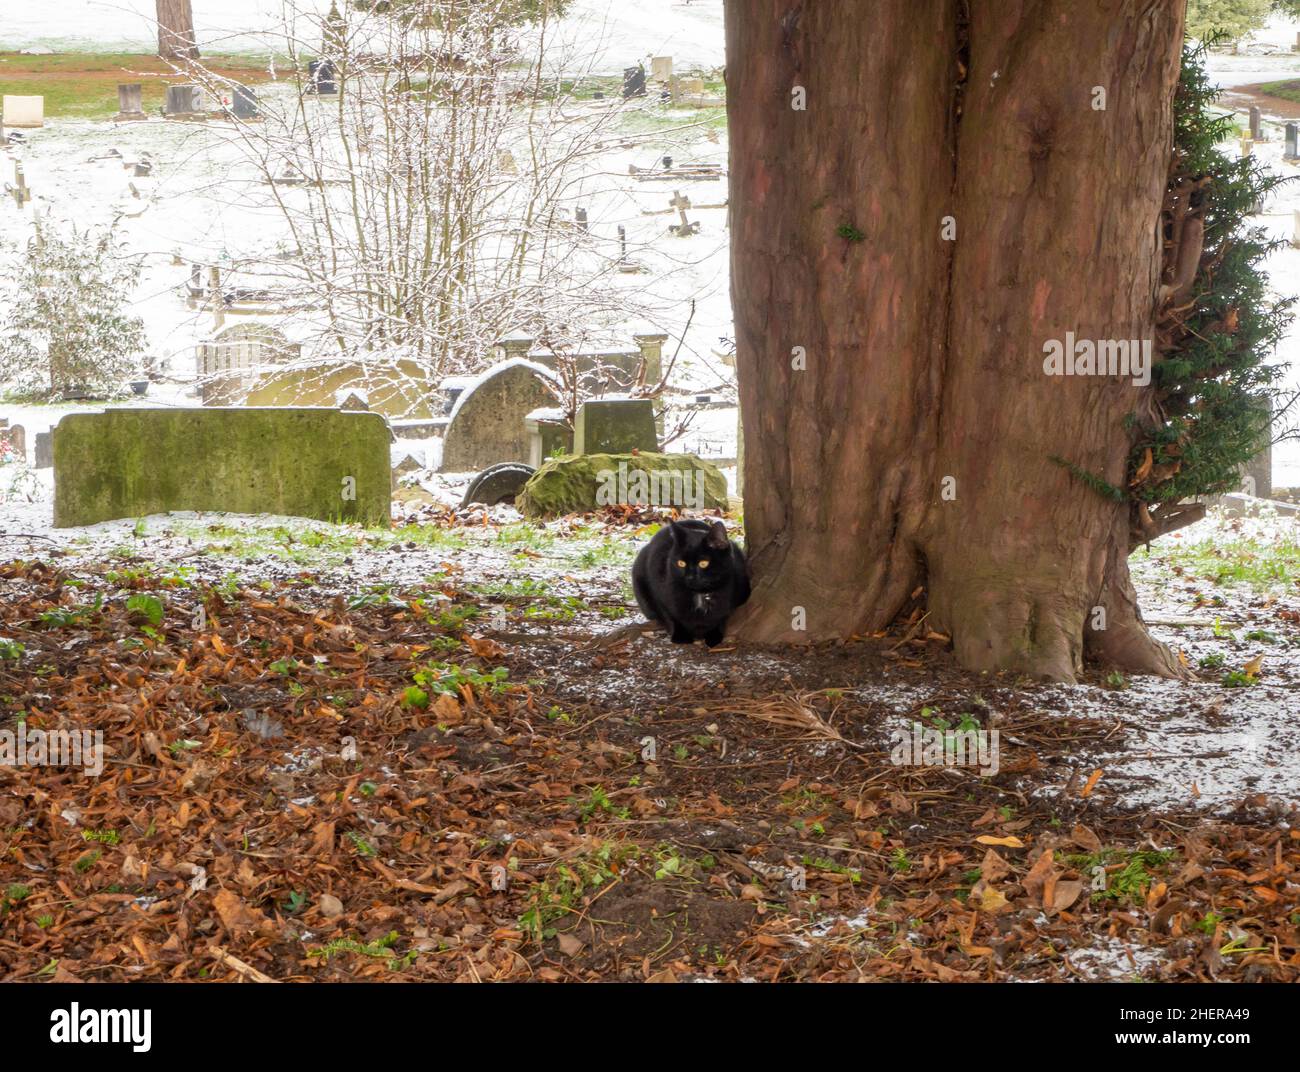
668;521;688;546
706;521;729;550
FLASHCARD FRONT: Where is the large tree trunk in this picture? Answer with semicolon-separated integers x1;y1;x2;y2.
156;0;200;61
725;1;1187;682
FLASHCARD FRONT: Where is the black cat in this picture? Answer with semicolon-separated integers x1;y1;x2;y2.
632;519;750;646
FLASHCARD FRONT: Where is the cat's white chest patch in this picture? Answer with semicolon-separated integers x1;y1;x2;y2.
692;592;712;614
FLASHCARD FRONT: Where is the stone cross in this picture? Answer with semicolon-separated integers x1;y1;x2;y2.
669;190;700;236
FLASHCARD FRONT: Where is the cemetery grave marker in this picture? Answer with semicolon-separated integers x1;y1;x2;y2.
623;65;647;98
669;190;700;236
3;423;25;463
164;85;204;118
53;408;391;527
309;60;338;95
1287;122;1298;160
439;359;561;472
574;398;658;454
1;95;44;128
1249;105;1261;140
34;431;52;469
232;85;259;120
651;56;673;81
116;84;147;121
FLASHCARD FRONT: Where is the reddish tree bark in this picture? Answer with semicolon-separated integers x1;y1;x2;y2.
724;1;1187;682
157;0;200;61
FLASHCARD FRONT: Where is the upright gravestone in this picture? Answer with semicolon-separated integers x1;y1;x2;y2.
1;95;44;128
6;423;26;463
164;85;202;116
1286;123;1298;161
232;85;259;119
651;56;673;81
574;398;658;455
525;408;573;467
34;431;52;468
116;84;146;121
623;65;647;99
439;360;560;472
309;60;338;95
1249;105;1261;141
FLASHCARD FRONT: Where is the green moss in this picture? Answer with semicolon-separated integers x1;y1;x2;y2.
517;452;728;518
52;408;391;527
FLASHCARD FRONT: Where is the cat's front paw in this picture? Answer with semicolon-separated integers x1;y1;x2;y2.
703;628;724;648
670;628;694;644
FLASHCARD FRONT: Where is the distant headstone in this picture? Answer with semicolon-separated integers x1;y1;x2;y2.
232;84;259;119
196;323;299;405
651;56;673;81
575;207;588;231
2;423;24;465
1249;105;1261;140
439;360;560;472
525;408;573;468
393;453;423;478
623;65;647;99
335;388;369;410
164;85;202;116
116;84;146;121
53;408;390;527
574;398;658;455
34;431;52;468
1286;123;1298;160
309;60;338;95
4;423;24;462
1;95;44;129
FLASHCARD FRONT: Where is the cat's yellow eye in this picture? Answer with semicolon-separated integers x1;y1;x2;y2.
698;559;710;568
676;559;687;568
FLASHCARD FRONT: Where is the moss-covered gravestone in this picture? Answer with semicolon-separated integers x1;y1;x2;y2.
439;360;559;472
574;398;657;455
517;452;727;518
52;408;391;527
